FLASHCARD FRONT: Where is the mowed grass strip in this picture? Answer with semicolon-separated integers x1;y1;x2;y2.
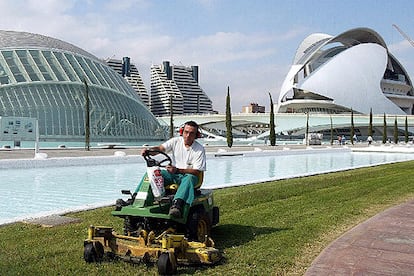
1;160;413;275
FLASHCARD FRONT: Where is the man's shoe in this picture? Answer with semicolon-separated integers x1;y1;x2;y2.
169;199;184;218
169;206;181;217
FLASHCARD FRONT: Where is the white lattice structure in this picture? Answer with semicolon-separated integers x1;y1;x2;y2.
0;30;163;142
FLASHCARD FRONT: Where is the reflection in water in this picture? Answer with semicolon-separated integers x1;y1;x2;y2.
1;151;414;224
203;152;414;188
225;160;232;184
268;157;275;178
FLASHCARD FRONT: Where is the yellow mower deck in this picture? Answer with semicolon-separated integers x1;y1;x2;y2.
84;225;222;274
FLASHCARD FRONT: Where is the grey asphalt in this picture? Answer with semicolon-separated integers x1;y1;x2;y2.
305;200;414;275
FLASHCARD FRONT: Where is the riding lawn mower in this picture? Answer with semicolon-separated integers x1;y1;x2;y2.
83;150;222;274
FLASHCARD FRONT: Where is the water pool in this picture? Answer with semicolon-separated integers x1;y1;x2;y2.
1;148;413;224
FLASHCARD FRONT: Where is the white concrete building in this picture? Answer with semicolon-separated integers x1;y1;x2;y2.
278;27;414;115
106;57;150;108
150;61;213;116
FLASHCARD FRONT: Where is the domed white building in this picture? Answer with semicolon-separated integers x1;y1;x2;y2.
278;27;414;115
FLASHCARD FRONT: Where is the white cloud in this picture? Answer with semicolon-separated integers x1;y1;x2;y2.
389;40;413;53
0;0;298;112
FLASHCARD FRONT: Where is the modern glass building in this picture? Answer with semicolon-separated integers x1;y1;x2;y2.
0;30;164;142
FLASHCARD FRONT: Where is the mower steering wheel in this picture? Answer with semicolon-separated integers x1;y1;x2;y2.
143;149;172;167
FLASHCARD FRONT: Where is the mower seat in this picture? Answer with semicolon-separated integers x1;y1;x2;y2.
194;171;204;189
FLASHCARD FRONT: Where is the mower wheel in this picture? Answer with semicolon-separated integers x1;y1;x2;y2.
187;210;211;242
157;252;177;275
84;242;104;263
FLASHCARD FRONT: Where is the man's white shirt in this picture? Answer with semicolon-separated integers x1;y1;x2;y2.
162;137;206;171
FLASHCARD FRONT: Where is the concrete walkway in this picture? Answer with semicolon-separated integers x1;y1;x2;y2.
0;144;312;159
305;200;414;275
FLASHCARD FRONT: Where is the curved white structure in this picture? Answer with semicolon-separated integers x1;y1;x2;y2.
0;30;163;142
278;28;414;115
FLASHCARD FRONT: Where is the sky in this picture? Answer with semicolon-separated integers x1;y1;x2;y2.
1;0;414;113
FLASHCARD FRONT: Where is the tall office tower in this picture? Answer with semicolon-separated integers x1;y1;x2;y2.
106;57;150;107
150;61;213;116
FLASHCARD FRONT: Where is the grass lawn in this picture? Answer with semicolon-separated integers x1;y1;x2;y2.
1;160;414;275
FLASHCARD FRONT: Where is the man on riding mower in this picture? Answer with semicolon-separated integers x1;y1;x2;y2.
141;121;206;218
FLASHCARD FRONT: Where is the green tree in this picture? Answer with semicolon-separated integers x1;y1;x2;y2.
269;92;276;146
382;113;387;144
83;78;90;151
226;86;233;148
305;112;309;146
350;109;355;145
368;108;373;137
393;117;399;144
169;95;174;138
330;115;333;145
405;116;409;143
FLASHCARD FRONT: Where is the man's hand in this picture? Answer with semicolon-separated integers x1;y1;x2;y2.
141;145;165;156
141;148;148;156
166;165;179;174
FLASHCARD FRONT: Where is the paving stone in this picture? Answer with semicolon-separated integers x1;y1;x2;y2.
305;200;414;275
